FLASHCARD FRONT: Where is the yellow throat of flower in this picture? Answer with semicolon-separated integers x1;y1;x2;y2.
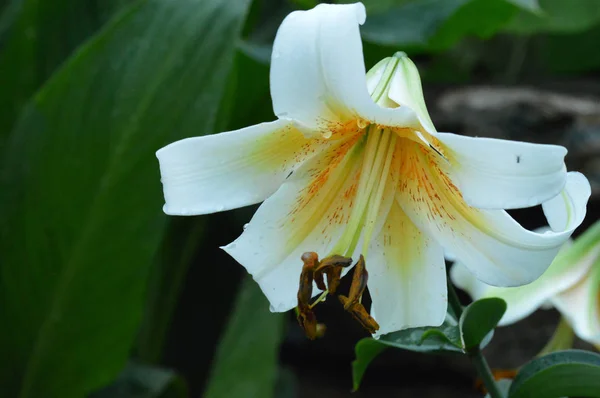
330;52;435;259
295;52;442;339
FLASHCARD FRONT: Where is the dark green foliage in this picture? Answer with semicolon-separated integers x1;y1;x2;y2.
0;0;250;396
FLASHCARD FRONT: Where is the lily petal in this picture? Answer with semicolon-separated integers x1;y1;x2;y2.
397;139;590;287
437;133;567;210
552;261;600;344
157;120;317;215
451;236;600;325
387;54;436;134
270;3;420;134
223;134;364;311
368;201;447;337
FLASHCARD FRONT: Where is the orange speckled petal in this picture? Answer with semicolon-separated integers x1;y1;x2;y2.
397;140;590;288
157;119;321;215
436;133;567;210
223;134;365;312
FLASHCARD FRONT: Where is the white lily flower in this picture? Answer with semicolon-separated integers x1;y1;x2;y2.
156;3;591;337
452;221;600;346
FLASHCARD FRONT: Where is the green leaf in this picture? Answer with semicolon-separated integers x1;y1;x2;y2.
352;340;388;392
459;298;506;351
359;0;518;51
0;0;132;150
540;24;600;74
288;0;318;9
507;0;600;34
506;0;540;12
0;0;20;42
508;350;600;398
204;278;285;398
382;314;463;353
90;362;188;398
336;0;413;14
426;0;519;51
352;314;462;390
485;379;512;398
350;0;538;13
135;218;205;364
0;0;251;397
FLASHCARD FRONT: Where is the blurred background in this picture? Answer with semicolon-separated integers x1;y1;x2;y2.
0;0;599;397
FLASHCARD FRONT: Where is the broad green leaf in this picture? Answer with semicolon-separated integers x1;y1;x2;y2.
336;0;413;14
426;0;519;51
459;298;506;351
0;0;20;42
90;362;187;398
239;1;291;65
239;40;273;65
352;340;388;392
342;0;538;13
274;367;298;398
288;0;318;9
352;314;462;390
204;278;285;398
226;51;273;130
506;0;540;12
359;0;518;51
135;218;205;364
507;0;600;34
485;379;512;398
0;0;132;149
540;24;600;74
0;0;251;397
508;350;600;398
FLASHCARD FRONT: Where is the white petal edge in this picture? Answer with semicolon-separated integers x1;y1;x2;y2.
465;172;590;286
437;133;568;210
551;261;600;345
270;3;421;133
450;239;599;326
156;120;317;215
223;135;364;311
387;54;437;134
368;201;447;337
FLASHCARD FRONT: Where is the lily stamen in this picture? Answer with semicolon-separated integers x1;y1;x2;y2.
296;252;353;338
342;255;369;310
308;290;328;310
297;252;319;339
339;255;380;333
314;254;353;294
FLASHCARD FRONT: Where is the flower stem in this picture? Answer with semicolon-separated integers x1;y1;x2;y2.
447;277;464;318
470;349;505;398
447;279;505;398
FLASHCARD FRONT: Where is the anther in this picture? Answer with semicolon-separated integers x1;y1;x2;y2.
296;252;353;339
297;307;319;340
314;254;353;294
338;295;380;334
339;255;380;334
343;255;369;310
297;252;319;339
